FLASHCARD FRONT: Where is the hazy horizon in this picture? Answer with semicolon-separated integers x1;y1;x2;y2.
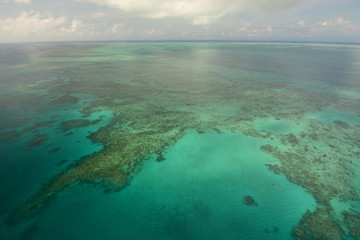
1;0;360;43
1;39;360;45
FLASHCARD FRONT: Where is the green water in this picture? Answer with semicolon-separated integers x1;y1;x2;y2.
0;131;316;240
307;108;360;125
253;118;303;134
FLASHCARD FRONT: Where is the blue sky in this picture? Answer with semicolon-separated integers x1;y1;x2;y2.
0;0;359;42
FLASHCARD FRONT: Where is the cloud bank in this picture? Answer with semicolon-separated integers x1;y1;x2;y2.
82;0;299;24
0;11;133;42
0;12;65;41
5;0;31;3
0;0;359;42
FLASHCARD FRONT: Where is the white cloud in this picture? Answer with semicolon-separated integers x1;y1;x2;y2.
15;0;31;3
318;17;351;27
0;12;65;41
60;19;83;33
218;20;278;39
0;11;134;42
81;0;299;25
111;23;125;33
297;20;306;28
312;17;360;39
5;0;31;3
281;17;360;40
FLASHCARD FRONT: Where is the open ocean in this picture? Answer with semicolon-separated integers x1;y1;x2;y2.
0;42;359;240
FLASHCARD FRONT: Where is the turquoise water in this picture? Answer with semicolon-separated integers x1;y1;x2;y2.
0;131;316;240
0;91;112;219
253;118;302;134
307;108;360;125
0;42;359;239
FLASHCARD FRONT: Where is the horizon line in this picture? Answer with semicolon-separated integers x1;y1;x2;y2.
1;39;359;46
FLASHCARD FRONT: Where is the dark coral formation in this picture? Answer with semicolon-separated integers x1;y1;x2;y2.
0;130;21;142
333;120;350;129
23;121;56;132
0;120;55;143
294;208;344;240
343;211;360;238
243;195;258;207
26;137;47;147
156;153;165;162
2;118;30;129
49;147;60;153
60;119;91;131
60;119;102;131
261;120;360;240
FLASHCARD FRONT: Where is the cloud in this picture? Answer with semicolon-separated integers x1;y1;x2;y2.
312;17;360;39
81;0;299;25
297;20;306;28
219;21;276;39
5;0;31;3
317;17;351;27
0;12;65;41
0;11;134;42
91;12;107;19
15;0;31;3
60;19;83;33
111;23;125;33
281;17;360;40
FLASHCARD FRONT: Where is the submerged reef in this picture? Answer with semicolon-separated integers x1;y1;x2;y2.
2;118;30;129
0;120;55;144
261;119;360;239
49;147;60;153
49;95;79;105
293;208;344;240
26;137;47;147
343;211;360;238
60;119;102;131
0;130;21;142
243;195;258;206
60;119;92;131
2;43;360;239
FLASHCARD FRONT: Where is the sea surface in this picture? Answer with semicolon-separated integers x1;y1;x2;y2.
0;42;359;240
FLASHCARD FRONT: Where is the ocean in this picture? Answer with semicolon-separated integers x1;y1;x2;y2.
0;42;359;240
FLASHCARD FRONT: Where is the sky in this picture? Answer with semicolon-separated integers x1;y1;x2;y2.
0;0;359;43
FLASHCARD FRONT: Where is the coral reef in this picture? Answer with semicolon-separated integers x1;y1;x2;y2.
262;119;360;240
26;137;47;147
243;195;258;206
49;147;60;153
0;130;21;142
2;43;359;240
293;208;344;240
60;119;102;131
2;118;30;129
60;119;92;131
0;120;55;144
343;211;360;238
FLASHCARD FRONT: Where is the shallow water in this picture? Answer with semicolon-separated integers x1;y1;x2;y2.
1;131;317;240
0;42;359;240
